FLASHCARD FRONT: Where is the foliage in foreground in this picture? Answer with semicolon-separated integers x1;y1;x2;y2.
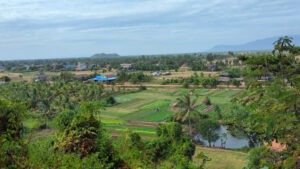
115;122;199;169
232;36;300;168
0;99;27;169
0;99;200;168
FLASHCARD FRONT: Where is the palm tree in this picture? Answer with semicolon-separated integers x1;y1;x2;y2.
272;36;294;56
173;91;199;137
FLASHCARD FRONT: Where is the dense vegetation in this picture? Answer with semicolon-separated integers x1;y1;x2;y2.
0;36;300;168
0;51;270;73
228;36;300;168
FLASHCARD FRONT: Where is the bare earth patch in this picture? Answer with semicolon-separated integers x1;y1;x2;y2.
125;120;165;127
202;105;215;113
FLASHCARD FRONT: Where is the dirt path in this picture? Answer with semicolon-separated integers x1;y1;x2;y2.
125;120;166;127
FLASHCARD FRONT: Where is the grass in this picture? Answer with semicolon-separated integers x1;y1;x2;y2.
124;102;173;122
193;146;248;169
100;117;125;124
20;88;241;139
23;118;40;130
19;85;247;167
105;124;157;135
99;88;242;139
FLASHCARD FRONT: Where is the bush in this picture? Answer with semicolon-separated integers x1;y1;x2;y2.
55;109;77;130
198;119;220;147
0;76;11;82
106;96;117;106
183;82;190;88
0;99;27;169
247;146;294;169
231;79;241;87
139;85;147;90
115;123;197;168
53;109;120;168
202;97;211;105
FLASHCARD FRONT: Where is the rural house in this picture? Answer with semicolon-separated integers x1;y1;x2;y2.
76;62;87;71
207;64;216;71
89;74;117;82
0;65;6;72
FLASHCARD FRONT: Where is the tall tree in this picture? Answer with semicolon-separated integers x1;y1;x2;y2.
173;91;200;137
232;36;300;168
0;99;27;168
198;119;220;147
272;36;294;56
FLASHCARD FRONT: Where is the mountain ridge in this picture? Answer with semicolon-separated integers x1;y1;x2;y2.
208;35;300;52
90;53;120;58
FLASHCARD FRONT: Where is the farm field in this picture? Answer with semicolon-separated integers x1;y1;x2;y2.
19;85;248;167
0;2;297;166
100;87;242;137
193;146;248;169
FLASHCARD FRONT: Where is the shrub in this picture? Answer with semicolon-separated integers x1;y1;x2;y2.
183;81;190;88
0;76;11;82
106;96;117;106
202;97;211;105
0;99;28;169
139;85;147;90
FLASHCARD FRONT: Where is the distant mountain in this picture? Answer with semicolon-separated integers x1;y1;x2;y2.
208;35;300;52
90;53;120;58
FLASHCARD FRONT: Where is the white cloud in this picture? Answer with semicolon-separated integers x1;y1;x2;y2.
0;0;299;59
0;0;189;21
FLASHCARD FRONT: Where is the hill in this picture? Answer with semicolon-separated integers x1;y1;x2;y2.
208;35;300;52
90;53;120;58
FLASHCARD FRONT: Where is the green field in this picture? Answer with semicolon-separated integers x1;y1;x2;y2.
194;146;248;169
100;88;242;137
22;87;242;139
23;87;248;167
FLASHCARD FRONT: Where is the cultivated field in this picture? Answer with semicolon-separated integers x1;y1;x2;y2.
193;146;248;169
99;87;248;166
21;84;248;167
100;88;242;138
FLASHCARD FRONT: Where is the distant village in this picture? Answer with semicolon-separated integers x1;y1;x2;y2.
0;59;249;89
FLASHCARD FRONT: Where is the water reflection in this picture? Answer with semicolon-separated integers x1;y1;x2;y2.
194;125;249;149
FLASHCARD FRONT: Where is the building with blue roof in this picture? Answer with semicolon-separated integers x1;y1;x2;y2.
89;75;117;82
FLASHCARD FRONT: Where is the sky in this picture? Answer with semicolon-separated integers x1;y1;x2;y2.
0;0;300;60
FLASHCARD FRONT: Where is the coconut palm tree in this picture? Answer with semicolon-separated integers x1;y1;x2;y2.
272;36;294;56
173;91;200;137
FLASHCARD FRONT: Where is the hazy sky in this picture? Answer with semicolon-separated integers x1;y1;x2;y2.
0;0;300;60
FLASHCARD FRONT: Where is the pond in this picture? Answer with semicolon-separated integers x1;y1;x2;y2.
194;125;249;149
